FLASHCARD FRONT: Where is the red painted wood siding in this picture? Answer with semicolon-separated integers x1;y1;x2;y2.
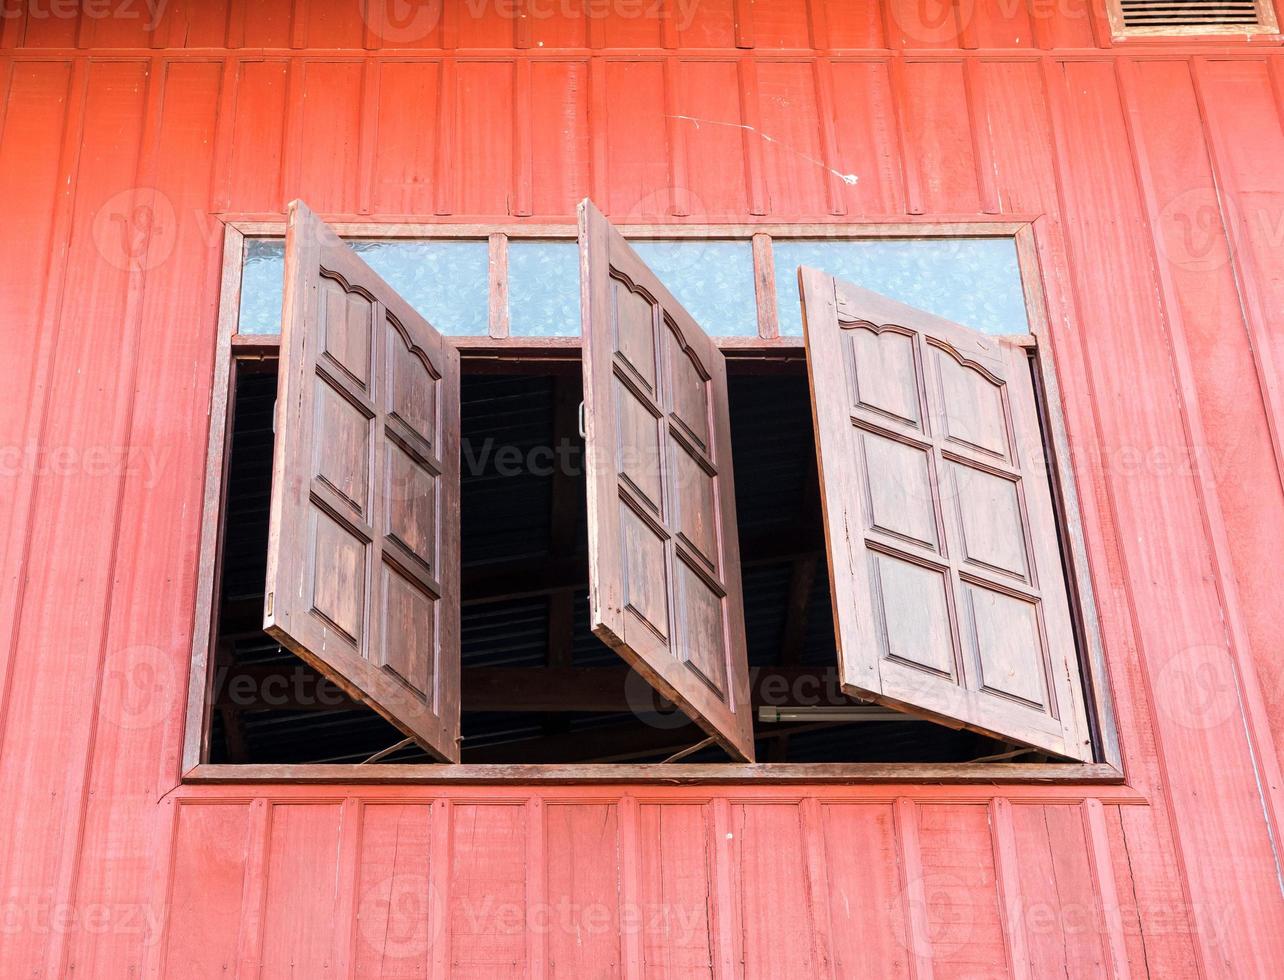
0;2;1282;976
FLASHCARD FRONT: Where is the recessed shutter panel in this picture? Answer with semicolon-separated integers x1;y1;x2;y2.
264;201;461;762
798;269;1092;762
578;200;755;762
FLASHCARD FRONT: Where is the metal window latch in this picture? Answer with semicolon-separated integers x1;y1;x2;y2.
578;400;586;439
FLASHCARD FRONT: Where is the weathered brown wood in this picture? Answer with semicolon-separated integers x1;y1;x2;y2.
579;199;755;761
182;223;245;773
183;762;1130;786
213;664;855;713
798;269;1094;761
263;200;462;761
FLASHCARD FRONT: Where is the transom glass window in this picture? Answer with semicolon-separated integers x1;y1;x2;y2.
237;231;1030;339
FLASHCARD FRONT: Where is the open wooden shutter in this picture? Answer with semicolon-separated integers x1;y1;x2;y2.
264;201;460;762
798;268;1093;761
578;200;755;761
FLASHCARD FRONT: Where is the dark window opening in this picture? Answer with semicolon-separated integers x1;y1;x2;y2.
208;355;1027;765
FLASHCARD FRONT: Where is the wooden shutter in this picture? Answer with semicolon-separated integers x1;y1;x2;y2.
264;201;461;762
578;200;755;762
798;269;1093;762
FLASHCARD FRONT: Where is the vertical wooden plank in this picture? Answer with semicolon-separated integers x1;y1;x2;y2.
603;59;668;218
353;804;435;979
638;803;715;978
450;803;528;979
220;59;289;214
1047;55;1284;977
893;798;934;980
277;57;304;210
373;60;441;215
828;60;904;216
526;798;548;980
545;803;623;977
208;56;240;213
357;59;380;215
915;804;1008;977
1102;804;1169;978
663;57;690;216
430;799;454;980
0;59;149;980
434;58;457;216
898;60;980;214
756;60;827;218
289;0;307;48
159;804;252;980
1007;803;1109;978
237;799;272;979
734;803;817;977
0;58;83;722
61;59;228;980
988;799;1031;980
513;58;534;217
452;59;514;216
676;59;750;218
292;60;364;213
1115;61;1284;971
812;58;848;216
751;233;779;339
1192;58;1284;503
799;797;835;979
528;60;589;217
737;59;768;216
886;57;923;215
489;232;510;339
589;57;609;207
618;796;644;980
333;799;363;978
819;803;909;979
1082;800;1134;980
964;58;1000;214
732;0;754;47
260;804;346;977
710;798;743;980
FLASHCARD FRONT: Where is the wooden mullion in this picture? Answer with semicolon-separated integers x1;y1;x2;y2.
752;233;780;339
488;232;510;339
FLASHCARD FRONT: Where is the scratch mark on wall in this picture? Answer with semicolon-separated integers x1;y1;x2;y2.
668;114;858;186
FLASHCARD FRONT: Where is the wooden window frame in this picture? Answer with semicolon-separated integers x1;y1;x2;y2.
182;216;1123;785
1106;0;1280;38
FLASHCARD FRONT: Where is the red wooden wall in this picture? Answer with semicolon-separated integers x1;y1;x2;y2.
1;1;1283;976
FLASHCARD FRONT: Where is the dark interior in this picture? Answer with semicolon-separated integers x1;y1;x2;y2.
208;354;1021;765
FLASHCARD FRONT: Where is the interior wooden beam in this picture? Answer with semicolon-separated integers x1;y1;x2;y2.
459;717;835;764
458;522;824;605
214;664;857;714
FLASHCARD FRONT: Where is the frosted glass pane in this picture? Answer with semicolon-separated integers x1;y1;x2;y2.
237;238;490;337
509;241;580;337
773;239;1029;336
352;240;489;336
238;239;284;334
632;240;757;337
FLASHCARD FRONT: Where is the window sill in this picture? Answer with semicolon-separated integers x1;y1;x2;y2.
184;761;1126;787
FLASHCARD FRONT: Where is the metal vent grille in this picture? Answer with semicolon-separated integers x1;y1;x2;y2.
1119;0;1262;28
